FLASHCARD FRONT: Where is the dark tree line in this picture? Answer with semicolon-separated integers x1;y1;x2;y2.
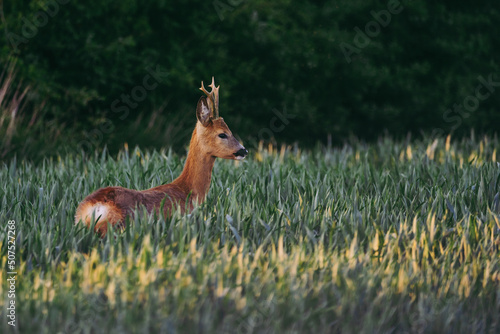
1;0;498;159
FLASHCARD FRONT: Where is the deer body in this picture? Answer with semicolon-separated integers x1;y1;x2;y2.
75;78;247;236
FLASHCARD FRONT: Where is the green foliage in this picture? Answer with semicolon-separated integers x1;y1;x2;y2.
0;136;499;332
0;0;499;161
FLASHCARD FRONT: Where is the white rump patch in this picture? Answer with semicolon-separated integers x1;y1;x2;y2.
81;203;109;223
92;204;108;220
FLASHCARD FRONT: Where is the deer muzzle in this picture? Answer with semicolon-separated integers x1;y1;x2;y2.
233;148;248;160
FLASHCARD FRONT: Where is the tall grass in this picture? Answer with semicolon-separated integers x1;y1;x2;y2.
0;136;499;333
0;60;58;162
0;60;192;163
0;60;29;159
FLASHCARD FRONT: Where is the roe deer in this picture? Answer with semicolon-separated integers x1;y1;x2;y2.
75;77;247;236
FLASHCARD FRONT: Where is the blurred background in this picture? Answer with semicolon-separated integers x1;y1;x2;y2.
0;0;498;161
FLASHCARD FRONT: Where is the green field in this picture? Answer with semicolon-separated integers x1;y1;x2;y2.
1;136;499;333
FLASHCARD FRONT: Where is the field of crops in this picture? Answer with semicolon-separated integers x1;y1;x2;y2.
1;136;499;333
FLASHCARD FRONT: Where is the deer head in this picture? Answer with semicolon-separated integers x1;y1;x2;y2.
196;77;248;160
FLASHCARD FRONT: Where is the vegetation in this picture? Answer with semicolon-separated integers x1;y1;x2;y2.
1;1;499;160
1;136;499;333
0;1;499;332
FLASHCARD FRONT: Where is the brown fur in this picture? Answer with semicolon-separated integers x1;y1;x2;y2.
75;104;246;236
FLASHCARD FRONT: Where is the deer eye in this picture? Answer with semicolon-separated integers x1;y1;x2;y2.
218;133;228;139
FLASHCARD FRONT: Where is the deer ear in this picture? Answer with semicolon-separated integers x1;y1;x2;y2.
196;96;212;127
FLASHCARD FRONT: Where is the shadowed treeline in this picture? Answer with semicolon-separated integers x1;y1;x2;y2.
0;0;499;160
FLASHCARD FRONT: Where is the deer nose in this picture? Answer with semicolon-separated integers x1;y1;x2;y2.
234;148;248;158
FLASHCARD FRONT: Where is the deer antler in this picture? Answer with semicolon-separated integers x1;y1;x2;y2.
199;76;220;119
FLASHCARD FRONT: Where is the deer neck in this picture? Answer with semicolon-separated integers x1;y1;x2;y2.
172;125;216;202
